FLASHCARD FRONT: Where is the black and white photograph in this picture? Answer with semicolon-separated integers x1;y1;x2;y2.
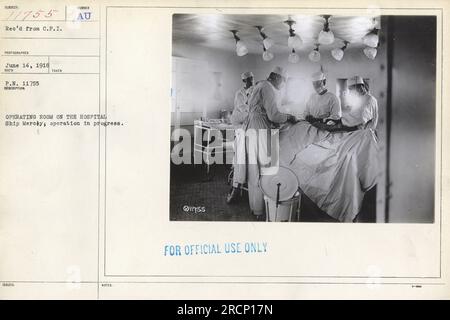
170;13;437;223
2;0;449;301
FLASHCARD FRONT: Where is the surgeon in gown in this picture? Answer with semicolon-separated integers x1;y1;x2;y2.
227;71;254;203
341;76;378;130
243;66;296;219
302;71;342;127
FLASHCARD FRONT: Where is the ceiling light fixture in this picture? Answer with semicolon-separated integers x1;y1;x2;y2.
284;18;303;50
256;26;274;50
230;30;248;57
318;15;335;45
262;46;274;61
363;46;377;59
331;40;349;61
288;48;300;63
309;44;321;62
362;19;380;48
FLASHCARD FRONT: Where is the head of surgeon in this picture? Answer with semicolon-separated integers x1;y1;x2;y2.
267;66;288;90
311;71;327;94
241;71;254;89
347;76;368;96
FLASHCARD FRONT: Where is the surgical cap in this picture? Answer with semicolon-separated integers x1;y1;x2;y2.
241;71;254;80
311;71;326;81
347;76;364;87
271;66;288;78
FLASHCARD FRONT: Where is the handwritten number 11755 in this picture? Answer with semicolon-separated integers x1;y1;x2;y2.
5;9;58;21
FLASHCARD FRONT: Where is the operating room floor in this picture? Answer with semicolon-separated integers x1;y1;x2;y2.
169;164;374;222
170;164;256;221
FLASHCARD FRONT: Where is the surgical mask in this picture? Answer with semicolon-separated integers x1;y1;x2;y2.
313;81;325;93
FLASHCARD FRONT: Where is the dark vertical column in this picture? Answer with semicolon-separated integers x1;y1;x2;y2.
387;15;437;223
385;16;394;222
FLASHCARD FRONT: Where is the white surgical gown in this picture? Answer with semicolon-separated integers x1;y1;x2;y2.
303;91;342;121
230;86;253;187
244;80;288;216
341;93;378;130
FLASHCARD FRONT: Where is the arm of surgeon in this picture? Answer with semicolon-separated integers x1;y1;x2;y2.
361;97;378;130
261;84;288;124
312;95;353;131
314;93;343;128
313;119;358;132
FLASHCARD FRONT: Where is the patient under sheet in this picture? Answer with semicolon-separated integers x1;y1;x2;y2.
277;121;379;222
